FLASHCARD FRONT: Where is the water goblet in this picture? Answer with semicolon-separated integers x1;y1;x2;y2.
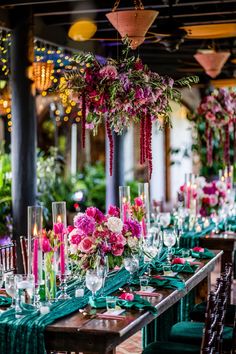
0;264;3;289
143;228;161;275
163;229;177;263
123;255;139;290
97;255;109;296
5;274;16;308
85;269;103;299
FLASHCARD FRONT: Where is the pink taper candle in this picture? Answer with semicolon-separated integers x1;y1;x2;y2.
142;217;147;238
33;224;38;285
57;215;65;276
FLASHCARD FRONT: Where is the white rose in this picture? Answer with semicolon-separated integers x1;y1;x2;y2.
127;237;139;249
107;217;123;233
69;244;78;255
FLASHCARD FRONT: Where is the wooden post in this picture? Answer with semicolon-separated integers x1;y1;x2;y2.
164;126;171;202
106;133;125;209
10;8;36;272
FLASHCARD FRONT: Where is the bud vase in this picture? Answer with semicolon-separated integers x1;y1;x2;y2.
44;251;57;303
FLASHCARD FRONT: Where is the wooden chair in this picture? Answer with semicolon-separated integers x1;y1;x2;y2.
20;236;28;274
0;241;17;274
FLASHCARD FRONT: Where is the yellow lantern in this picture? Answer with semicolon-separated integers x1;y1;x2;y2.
33;62;54;91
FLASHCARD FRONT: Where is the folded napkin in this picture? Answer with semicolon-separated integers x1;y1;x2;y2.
89;294;157;315
171;262;198;274
0;296;12;307
131;275;185;290
191;247;214;259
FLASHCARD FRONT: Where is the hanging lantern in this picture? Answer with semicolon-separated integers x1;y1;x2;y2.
194;50;230;78
106;0;158;50
33;62;54;91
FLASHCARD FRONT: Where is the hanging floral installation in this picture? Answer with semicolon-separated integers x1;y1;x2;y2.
58;44;198;179
189;89;236;167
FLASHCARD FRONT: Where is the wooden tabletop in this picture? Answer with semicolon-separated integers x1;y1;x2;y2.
45;250;223;354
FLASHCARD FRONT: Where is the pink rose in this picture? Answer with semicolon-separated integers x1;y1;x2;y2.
192;247;204;253
134;197;144;207
116;233;126;246
69;228;83;245
119;292;134;301
67;225;74;233
209;195;218;207
111;243;124;256
78;237;94;254
42;236;52;253
107;205;120;218
172;257;186;265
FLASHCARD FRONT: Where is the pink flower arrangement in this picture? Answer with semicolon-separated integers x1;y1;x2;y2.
59;47;198;179
199;180;226;216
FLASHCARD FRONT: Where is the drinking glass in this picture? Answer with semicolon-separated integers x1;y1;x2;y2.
97;255;109;296
5;274;16;308
163;230;176;263
123;255;139;288
85;269;103;299
15;274;36;318
0;264;3;289
143;228;161;275
106;296;117;312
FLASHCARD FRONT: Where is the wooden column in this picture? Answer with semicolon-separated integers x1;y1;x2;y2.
106;133;125;209
10;8;36;272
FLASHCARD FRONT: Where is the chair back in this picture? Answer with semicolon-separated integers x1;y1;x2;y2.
0;241;17;274
20;236;28;274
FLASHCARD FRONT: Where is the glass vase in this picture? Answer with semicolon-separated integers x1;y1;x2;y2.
44;251;57;303
119;186;131;222
138;182;150;235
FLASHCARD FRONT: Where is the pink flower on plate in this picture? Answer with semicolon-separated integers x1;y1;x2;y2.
192;247;204;253
42;236;52;253
134;197;144;207
172;257;186;265
78;237;94;254
119;292;134;301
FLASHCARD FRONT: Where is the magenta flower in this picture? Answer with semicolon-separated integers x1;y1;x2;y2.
107;205;120;218
123;219;141;238
69;228;83;245
134;197;144;207
78;236;94;254
74;214;96;235
192;246;204;253
42;236;52;253
119;292;134;301
99;65;118;80
86;207;106;223
53;222;65;235
111;243;124;256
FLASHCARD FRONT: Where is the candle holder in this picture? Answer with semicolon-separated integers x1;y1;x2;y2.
119;186;130;223
27;206;43;307
138;182;150;236
52;201;71;300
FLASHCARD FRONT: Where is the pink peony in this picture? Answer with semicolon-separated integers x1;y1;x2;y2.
74;214;96;235
78;237;94;254
192;246;204;253
134;197;144;207
172;257;186;265
99;65;118;80
111;243;124;256
123;219;141;238
119;292;134;301
69;228;83;245
86;207;106;223
42;236;52;253
107;205;120;218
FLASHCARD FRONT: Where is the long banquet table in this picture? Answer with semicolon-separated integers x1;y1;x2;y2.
44;250;223;354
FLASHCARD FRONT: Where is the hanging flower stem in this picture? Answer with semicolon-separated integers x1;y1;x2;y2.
106;119;114;176
82;92;86;149
145;115;153;180
224;124;230;165
206;122;213;166
140;118;145;165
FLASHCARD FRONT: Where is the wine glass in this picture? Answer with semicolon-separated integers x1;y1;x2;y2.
123;255;139;289
163;230;177;263
97;255;109;296
0;264;3;289
85;269;103;299
143;228;161;275
5;274;16;308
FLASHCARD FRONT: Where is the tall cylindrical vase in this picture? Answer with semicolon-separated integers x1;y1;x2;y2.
27;206;43;306
138;182;150;237
119;186;131;223
52;201;71;300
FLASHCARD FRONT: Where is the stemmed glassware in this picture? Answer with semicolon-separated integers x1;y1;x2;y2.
0;264;3;289
96;255;109;296
5;274;16;308
85;269;103;299
143;228;162;275
123;255;139;289
163;229;177;263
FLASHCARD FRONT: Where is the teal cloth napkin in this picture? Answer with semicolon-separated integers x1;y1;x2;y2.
219;217;236;232
131;275;185;290
0;296;11;307
89;295;157;315
171;262;198;274
191;248;214;259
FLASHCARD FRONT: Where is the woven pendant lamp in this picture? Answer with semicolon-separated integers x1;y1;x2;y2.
33;62;54;91
106;0;158;49
194;50;230;78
